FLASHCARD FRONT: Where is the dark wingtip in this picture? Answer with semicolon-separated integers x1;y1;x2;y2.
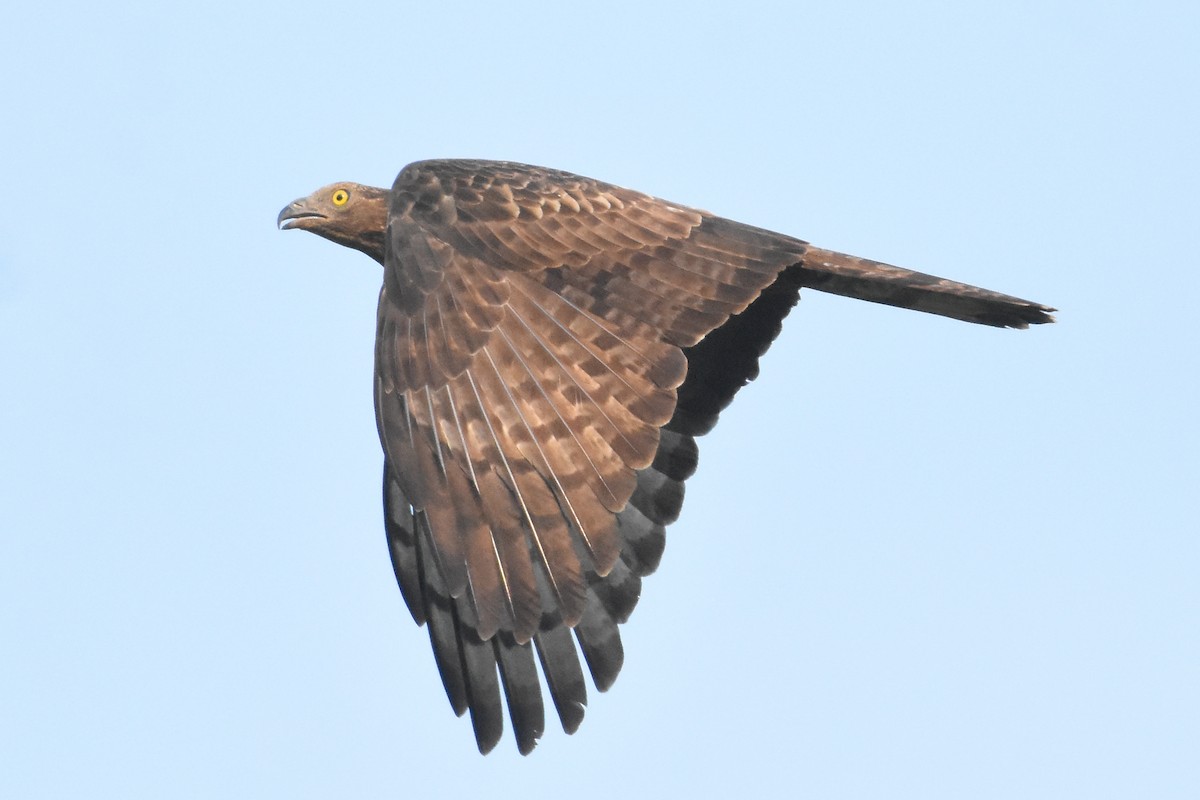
475;729;501;755
558;700;586;735
984;303;1057;329
516;733;539;756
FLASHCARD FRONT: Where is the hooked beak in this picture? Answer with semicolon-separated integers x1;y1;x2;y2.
277;199;326;230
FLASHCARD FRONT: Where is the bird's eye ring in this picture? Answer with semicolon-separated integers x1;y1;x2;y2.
332;189;350;206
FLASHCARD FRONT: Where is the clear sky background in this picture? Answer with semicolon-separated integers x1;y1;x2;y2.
2;2;1197;798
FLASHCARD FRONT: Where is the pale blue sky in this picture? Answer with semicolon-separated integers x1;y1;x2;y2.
2;1;1197;797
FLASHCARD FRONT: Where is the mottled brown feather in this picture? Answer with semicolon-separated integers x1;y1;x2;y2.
278;158;1055;754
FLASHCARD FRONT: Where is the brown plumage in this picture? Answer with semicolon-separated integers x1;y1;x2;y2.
278;159;1055;755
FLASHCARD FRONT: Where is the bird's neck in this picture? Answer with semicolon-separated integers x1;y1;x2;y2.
350;186;390;264
341;226;386;265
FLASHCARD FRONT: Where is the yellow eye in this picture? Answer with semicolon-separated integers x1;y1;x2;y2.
332;189;349;206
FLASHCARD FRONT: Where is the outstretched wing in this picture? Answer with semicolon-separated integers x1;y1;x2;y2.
373;160;808;752
372;159;1055;753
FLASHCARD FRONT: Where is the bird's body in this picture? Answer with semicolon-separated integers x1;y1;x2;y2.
278;159;1054;754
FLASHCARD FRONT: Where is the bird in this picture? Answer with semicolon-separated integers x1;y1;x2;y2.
278;159;1055;755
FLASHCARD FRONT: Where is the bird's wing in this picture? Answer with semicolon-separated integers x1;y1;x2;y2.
374;159;808;751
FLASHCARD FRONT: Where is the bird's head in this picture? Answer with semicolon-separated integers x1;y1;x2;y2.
277;182;390;264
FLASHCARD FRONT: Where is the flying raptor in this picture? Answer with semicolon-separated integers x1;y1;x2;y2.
278;159;1054;754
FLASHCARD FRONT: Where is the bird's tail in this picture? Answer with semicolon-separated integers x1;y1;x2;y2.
796;246;1056;328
